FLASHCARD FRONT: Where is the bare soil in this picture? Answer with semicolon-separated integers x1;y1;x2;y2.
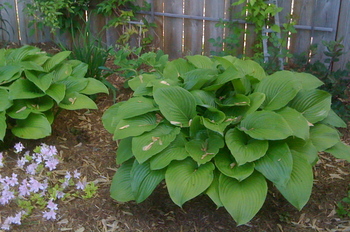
2;42;350;232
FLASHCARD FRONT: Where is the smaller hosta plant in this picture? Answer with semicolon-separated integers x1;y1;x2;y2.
102;55;350;225
0;45;108;141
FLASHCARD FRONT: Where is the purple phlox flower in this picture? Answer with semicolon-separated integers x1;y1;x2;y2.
0;189;15;205
26;163;38;175
32;153;43;164
73;170;81;179
61;179;70;189
65;171;72;180
14;142;25;153
40;144;58;159
43;209;57;220
56;191;65;199
8;211;25;225
76;180;87;190
18;179;30;197
47;199;58;210
17;157;28;169
1;218;10;230
45;158;59;171
5;173;19;187
28;177;43;193
0;152;4;167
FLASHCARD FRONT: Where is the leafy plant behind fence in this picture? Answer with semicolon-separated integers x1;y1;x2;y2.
103;54;350;225
0;45;108;142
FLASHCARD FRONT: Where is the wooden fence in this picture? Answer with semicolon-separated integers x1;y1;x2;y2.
0;0;350;70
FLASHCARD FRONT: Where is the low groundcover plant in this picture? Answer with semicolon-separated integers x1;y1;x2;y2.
103;55;350;225
0;142;97;230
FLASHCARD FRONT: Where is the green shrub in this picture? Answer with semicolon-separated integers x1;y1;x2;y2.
102;55;350;225
0;45;108;141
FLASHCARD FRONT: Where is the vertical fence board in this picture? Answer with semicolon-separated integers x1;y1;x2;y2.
229;0;245;56
164;0;183;59
334;0;350;70
204;0;225;55
0;0;20;43
183;0;204;55
153;0;164;50
290;0;315;56
311;0;340;63
278;0;292;57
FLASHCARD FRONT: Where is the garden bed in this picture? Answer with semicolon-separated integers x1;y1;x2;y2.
1;43;350;232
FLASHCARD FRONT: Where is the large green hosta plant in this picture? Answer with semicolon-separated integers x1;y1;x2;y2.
103;55;350;225
0;45;108;141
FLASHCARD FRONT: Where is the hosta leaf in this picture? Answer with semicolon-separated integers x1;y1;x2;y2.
325;142;350;162
206;170;223;207
255;71;302;110
26;96;54;112
118;97;158;120
58;76;88;93
321;110;347;128
102;102;125;134
128;74;158;92
287;138;318;165
163;58;195;80
182;69;217;91
201;117;232;135
70;61;88;79
254;142;293;187
288;89;331;123
52;63;73;82
79;78;109;95
43;51;71;72
58;92;98;110
310;124;340;151
225;128;268;165
219;172;267;225
22;54;49;66
12;113;51;139
227;92;266;117
150;133;189;170
186;55;213;69
203;66;243;91
186;134;225;164
276;151;313;210
132;123;181;163
25;70;53;92
203;107;226;123
45;83;66;104
116;137;134;164
154;87;197;127
9;79;45;100
130;160;165;203
294;72;324;90
20;61;44;72
0;65;21;83
0;112;6;141
190;90;216;107
110;159;135;202
7;100;32;119
216;94;250;107
0;89;12;111
239;110;293;140
113;113;158;140
165;158;215;207
6;45;41;61
233;59;266;81
215;151;255;181
277;107;310;140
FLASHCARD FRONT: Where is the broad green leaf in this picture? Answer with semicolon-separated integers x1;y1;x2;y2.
203;107;226;123
190;90;216;107
288;89;331;124
206;170;223;207
9;79;45;100
186;134;225;164
130;160;165;203
213;56;237;69
154;87;197;127
102;102;125;134
26;96;54;112
0;112;6;141
219;172;267;225
321;110;347;128
128;74;158;91
239;110;293;140
203;66;243;91
22;53;49;66
233;59;266;81
118;97;158;119
287;138;318;165
70;61;88;79
216;94;250;107
132;123;181;163
113;113;158;140
43;110;54;124
166;158;215;207
227;92;266;117
254;142;293;187
58;76;88;93
43;51;71;72
215;151;255;181
325;142;350;162
52;63;73;82
0;89;12;111
225;128;268;165
201;117;232;135
45;83;66;104
20;61;44;72
277;107;310;140
255;71;302;110
293;72;324;90
116;137;134;164
276;152;313;210
25;70;53;92
12;113;51;139
7;100;32;119
310;124;340;151
150;133;189;170
110;159;135;202
58;92;98;110
182;69;217;91
163;58;195;80
186;55;213;69
79;78;109;95
6;45;41;61
0;65;21;83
